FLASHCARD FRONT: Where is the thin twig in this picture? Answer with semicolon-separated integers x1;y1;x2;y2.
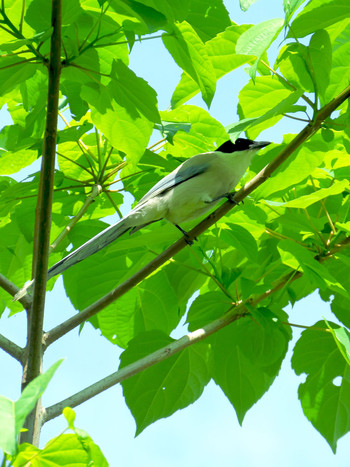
0;333;24;362
0;272;32;311
44;259;306;421
50;185;103;252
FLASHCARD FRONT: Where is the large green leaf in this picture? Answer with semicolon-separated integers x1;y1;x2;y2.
159;105;228;157
98;271;180;348
289;0;350;37
308;30;332;104
186;0;231;42
277;239;349;298
163;21;216;107
13;433;108;466
236;18;284;79
109;59;160;123
81;83;153;166
25;0;84;32
236;76;296;139
137;0;190;22
171;24;255;108
276;43;314;93
0;56;38;96
325;18;350;102
212;309;290;424
253;136;327;199
292;322;350;452
120;331;211;435
109;0;168;34
187;291;233;330
283;0;307;21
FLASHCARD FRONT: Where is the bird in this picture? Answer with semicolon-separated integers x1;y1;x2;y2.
13;137;270;300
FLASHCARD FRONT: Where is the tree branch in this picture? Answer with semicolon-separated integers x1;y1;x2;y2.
43;264;303;421
0;273;32;311
0;333;23;363
44;234;350;422
43;85;350;348
21;0;62;445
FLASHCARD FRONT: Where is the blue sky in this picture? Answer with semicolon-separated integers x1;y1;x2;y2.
1;0;349;465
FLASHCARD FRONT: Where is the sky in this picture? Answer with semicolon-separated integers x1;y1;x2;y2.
0;0;349;466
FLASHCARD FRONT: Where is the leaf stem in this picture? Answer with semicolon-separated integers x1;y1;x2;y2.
260;59;315;109
0;332;24;362
50;185;103;252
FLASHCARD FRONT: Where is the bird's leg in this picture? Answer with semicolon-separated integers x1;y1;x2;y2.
174;224;195;245
205;191;240;205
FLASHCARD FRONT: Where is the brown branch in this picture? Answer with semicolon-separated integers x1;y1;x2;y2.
0;332;24;363
43;84;350;348
42;263;303;421
44;234;350;422
0;273;32;311
21;0;62;446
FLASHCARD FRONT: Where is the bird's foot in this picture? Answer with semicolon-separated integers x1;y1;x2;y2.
206;192;240;205
174;224;196;245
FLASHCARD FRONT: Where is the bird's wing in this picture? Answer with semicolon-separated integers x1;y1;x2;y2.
136;154;213;208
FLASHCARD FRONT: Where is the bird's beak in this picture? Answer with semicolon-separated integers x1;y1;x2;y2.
250;141;271;149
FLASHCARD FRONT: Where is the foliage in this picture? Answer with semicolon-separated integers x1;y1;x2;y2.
0;0;349;463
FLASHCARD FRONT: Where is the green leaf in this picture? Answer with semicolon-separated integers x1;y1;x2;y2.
57;122;93;144
220;224;259;263
253;137;327;199
159;105;228;157
237;76;296;139
235;18;284;79
187;291;233;330
109;59;160;123
277;43;314;93
0;360;62;455
120;331;211;435
171;24;255;108
0;28;52;52
283;0;307;20
289;0;350;37
277;239;349;298
110;0;168;34
240;0;258;11
280;180;349;208
25;0;84;32
137;0;190;22
325;18;350;102
186;0;231;42
0;56;38;96
291;322;350;452
324;320;350;366
81;83;153;166
154;121;191;142
230;84;303;139
308;30;332;103
163;21;216;107
212;309;290;424
98;271;180;348
63;407;76;430
14;433;108;466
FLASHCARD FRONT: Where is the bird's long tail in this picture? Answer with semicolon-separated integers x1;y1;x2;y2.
47;217;131;279
13;217;131;301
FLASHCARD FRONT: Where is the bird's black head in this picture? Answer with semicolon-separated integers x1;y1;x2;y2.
216;138;271;153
